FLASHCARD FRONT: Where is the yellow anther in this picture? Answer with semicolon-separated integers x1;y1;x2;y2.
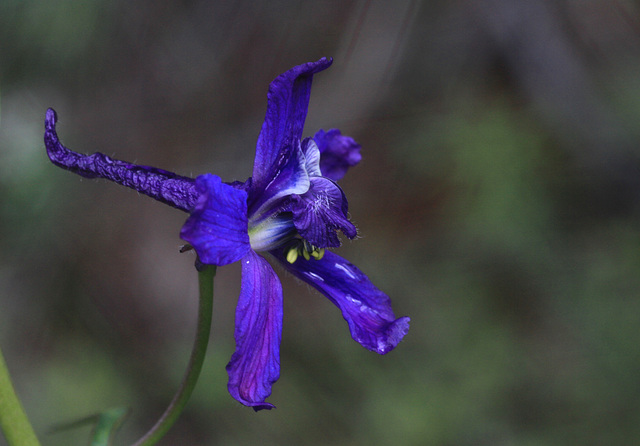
286;240;325;262
311;248;325;260
286;246;299;264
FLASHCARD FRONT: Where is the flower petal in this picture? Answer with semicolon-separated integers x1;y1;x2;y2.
180;174;251;266
252;58;333;190
248;142;309;222
45;108;198;212
249;213;297;252
272;247;410;354
226;251;283;410
289;177;357;248
314;129;362;181
301;137;322;178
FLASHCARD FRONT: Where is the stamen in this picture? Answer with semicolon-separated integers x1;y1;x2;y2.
311;248;325;260
286;247;299;264
284;240;325;263
302;239;313;253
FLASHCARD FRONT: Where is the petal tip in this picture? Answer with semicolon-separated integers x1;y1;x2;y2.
227;383;277;411
377;316;411;355
45;107;57;122
318;56;333;68
252;403;276;412
45;108;58;133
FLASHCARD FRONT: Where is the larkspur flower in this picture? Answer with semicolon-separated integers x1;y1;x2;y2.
44;57;410;410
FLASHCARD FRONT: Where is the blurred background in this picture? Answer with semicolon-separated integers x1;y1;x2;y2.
3;0;640;444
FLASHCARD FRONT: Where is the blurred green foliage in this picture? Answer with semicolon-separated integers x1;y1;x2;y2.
3;0;640;445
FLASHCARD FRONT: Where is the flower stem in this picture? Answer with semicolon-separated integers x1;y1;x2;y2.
132;262;216;446
0;347;41;446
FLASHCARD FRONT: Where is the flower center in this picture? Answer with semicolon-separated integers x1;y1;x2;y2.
248;213;297;252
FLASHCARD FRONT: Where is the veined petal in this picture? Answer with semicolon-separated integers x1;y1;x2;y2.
314;129;362;181
180;174;250;266
272;247;410;354
249;213;297;252
252;58;333;190
248;142;309;222
45;108;198;212
227;251;283;410
301;137;322;178
289;177;357;248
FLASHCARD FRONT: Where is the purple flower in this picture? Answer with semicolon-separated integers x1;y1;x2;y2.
44;58;410;410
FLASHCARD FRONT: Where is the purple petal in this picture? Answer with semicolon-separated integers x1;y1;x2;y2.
272;247;410;354
249;214;297;252
301;137;322;177
248;142;309;222
314;129;362;181
251;58;333;191
289;177;357;248
45;108;198;212
226;250;283;410
180;174;251;266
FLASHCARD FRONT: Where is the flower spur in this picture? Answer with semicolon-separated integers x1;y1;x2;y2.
44;57;410;410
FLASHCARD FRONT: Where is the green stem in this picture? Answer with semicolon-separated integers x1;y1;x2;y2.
132;263;216;446
0;346;41;446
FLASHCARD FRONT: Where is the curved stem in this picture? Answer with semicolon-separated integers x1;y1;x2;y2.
132;263;216;446
0;347;41;446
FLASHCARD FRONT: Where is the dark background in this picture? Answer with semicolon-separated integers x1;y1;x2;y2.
2;1;640;444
